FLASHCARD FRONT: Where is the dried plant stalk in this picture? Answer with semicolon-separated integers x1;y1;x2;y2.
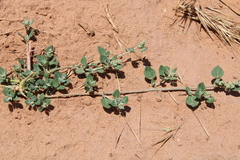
175;0;240;48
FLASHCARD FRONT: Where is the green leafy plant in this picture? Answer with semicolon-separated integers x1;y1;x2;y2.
0;19;148;112
1;18;239;113
144;65;182;87
18;17;35;43
185;83;215;107
211;66;240;92
101;90;128;110
0;46;68;111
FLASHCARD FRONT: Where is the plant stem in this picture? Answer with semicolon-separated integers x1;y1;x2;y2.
117;50;131;58
26;41;32;70
0;85;14;89
45;85;215;98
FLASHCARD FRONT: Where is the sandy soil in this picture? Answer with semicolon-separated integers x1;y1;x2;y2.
0;0;239;159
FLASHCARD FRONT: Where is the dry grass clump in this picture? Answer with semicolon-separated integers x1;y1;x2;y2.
175;0;240;48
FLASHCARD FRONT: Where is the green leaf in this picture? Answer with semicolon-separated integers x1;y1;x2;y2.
98;46;110;56
46;46;54;57
171;68;177;73
101;99;112;109
114;65;123;70
0;67;7;83
25;99;31;105
186;86;191;92
232;86;240;91
159;65;170;77
0;67;7;76
186;96;199;107
122;96;128;104
112;55;117;61
33;64;42;73
126;47;135;53
144;66;156;79
113;89;121;98
137;41;146;49
97;69;104;73
18;59;25;65
206;96;215;103
140;47;148;52
52;80;59;88
151;79;156;86
76;68;85;74
211;66;224;78
81;57;87;66
197;82;206;95
110;100;118;107
57;85;66;90
100;55;109;64
3;97;10;103
38;107;45;112
54;71;67;83
86;74;94;82
28;29;34;39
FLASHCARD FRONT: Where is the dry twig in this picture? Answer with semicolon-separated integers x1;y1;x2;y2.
175;0;240;49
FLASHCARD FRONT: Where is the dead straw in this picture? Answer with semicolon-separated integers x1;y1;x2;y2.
175;0;240;49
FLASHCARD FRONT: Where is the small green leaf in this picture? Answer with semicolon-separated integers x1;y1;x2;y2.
122;96;128;104
100;55;109;64
140;47;148;52
81;57;87;66
211;66;224;78
97;69;104;73
112;55;117;61
144;66;156;79
137;41;146;49
57;85;66;90
114;65;123;70
186;86;191;92
195;90;202;99
76;68;85;74
98;46;110;56
38;107;45;112
113;89;121;98
186;96;199;107
206;96;215;103
25;99;31;105
197;82;206;94
28;29;34;39
159;65;170;77
151;79;156;86
3;97;10;103
46;46;54;56
110;100;118;107
18;59;25;65
232;86;240;91
101;99;112;109
171;68;177;73
126;47;135;53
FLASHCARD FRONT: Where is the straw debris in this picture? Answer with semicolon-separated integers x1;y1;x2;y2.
175;0;240;48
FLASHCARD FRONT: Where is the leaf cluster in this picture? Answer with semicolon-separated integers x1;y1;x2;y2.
101;90;128;110
185;82;215;107
144;65;181;87
18;18;35;43
73;47;124;92
211;66;240;92
1;46;70;111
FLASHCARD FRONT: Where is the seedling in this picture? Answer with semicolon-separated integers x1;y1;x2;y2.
101;90;128;110
185;83;215;107
144;65;182;87
18;17;34;43
211;66;240;92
